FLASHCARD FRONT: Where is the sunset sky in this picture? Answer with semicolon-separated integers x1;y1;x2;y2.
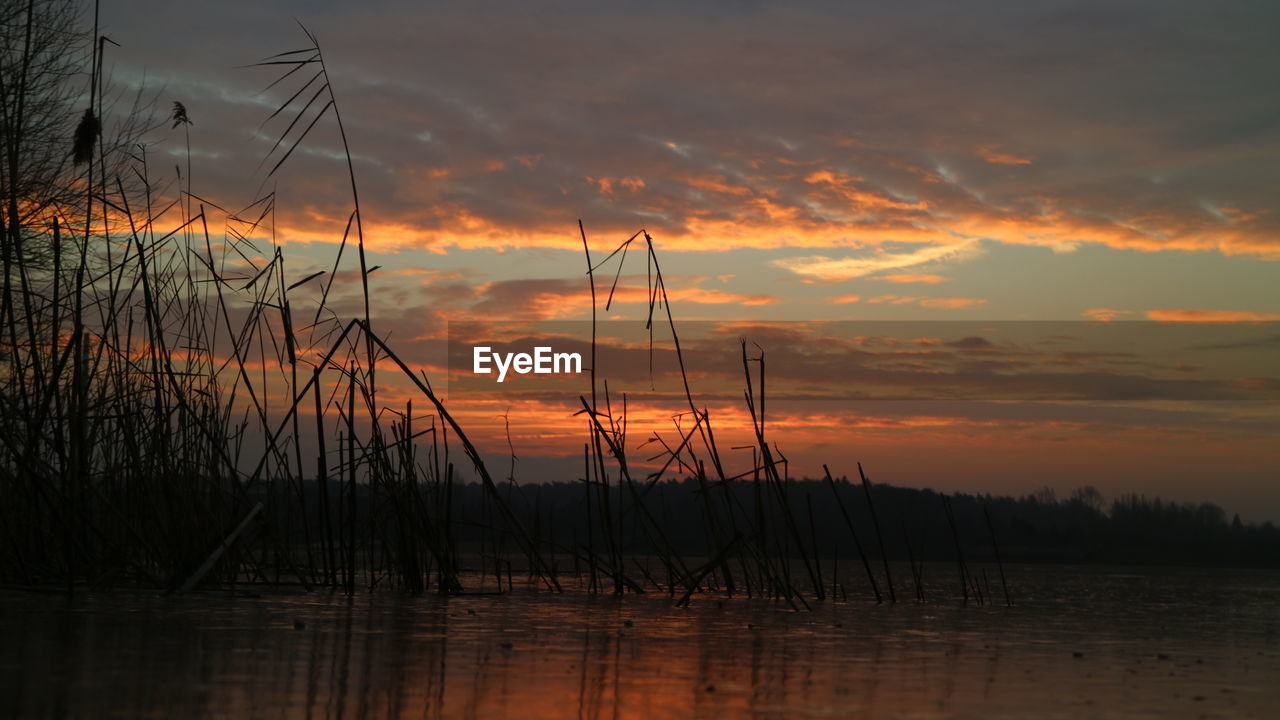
100;1;1278;517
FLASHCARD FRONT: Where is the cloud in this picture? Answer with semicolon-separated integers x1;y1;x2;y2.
920;297;987;309
976;145;1033;166
772;241;984;283
586;176;646;195
101;0;1280;259
439;319;1280;406
876;274;948;284
1146;309;1280;323
866;295;987;309
464;277;779;321
1082;308;1134;322
802;169;929;212
830;294;861;304
947;336;995;349
1190;334;1280;351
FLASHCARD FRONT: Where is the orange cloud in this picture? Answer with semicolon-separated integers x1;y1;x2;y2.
587;176;646;195
803;169;929;212
464;278;780;321
660;287;778;306
867;294;919;305
255;159;1280;260
830;294;861;304
976;145;1033;165
1146;309;1280;323
773;241;983;283
876;273;948;284
864;295;986;309
1082;308;1133;322
681;173;754;197
919;297;987;309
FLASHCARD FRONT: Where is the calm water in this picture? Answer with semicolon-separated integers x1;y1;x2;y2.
2;565;1278;719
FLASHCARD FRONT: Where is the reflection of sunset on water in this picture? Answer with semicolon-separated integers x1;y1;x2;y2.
7;569;1279;719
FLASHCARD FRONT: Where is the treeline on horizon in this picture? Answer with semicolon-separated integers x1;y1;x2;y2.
270;477;1280;570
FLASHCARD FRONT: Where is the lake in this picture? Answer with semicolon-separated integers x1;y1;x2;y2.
2;564;1277;718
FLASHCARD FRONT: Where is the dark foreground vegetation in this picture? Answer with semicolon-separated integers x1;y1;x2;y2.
1;1;1274;608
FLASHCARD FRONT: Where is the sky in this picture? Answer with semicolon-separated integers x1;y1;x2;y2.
98;0;1279;518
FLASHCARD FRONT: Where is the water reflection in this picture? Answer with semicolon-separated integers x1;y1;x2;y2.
3;565;1279;719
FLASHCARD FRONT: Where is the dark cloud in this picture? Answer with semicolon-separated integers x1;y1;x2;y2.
946;336;994;349
431;318;1280;403
99;0;1280;255
1191;334;1280;352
